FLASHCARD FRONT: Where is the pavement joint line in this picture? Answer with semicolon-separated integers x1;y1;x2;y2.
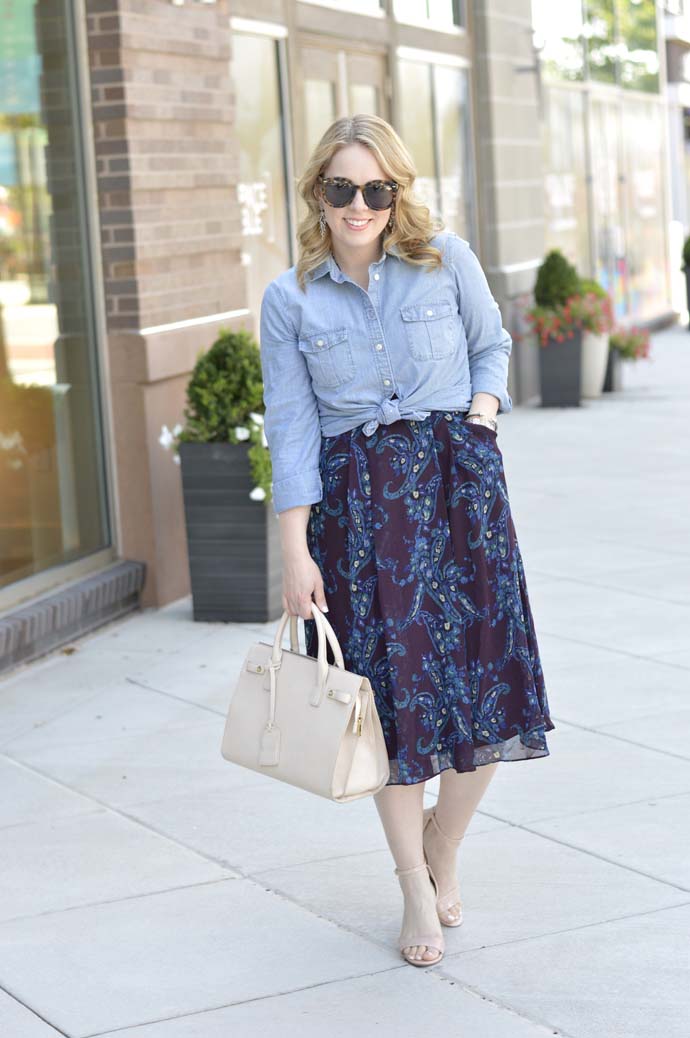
532;714;690;764
0;982;69;1036
0;748;245;872
469;813;690;894
74;965;447;1038
123;675;227;717
476;786;690;828
5;737;688;894
439;897;690;956
0;876;239;929
75;956;580;1038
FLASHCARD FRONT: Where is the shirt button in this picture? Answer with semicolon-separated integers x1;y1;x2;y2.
316;339;324;346
374;273;380;280
426;309;433;316
375;343;383;350
383;378;391;385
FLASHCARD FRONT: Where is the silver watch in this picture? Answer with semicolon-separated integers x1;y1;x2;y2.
464;412;498;432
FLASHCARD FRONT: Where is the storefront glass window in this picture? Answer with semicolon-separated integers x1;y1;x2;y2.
617;0;659;92
0;1;109;590
584;0;618;84
231;32;292;322
531;0;585;82
302;0;384;13
542;87;590;273
621;98;668;319
394;0;464;29
398;58;475;242
397;62;438;215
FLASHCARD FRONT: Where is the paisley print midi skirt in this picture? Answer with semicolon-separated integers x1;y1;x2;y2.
303;409;555;786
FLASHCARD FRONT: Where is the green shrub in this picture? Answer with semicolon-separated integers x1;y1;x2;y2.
578;277;608;299
534;249;581;308
166;328;274;505
178;328;264;444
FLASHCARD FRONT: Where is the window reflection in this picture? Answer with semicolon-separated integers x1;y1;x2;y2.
394;0;463;28
232;33;291;319
304;79;337;157
584;0;618;84
617;0;659;92
542;88;590;272
398;59;474;240
532;0;585;81
0;1;109;589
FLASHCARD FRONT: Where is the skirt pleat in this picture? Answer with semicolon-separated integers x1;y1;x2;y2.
304;409;555;786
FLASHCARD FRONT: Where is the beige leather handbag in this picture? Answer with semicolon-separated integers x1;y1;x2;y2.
220;602;391;802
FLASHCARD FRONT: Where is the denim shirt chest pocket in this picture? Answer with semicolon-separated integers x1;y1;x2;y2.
298;326;355;388
400;300;457;360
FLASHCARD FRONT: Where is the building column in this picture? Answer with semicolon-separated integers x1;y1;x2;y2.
471;0;545;407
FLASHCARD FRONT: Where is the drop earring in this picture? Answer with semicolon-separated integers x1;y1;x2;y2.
386;205;395;232
319;207;327;239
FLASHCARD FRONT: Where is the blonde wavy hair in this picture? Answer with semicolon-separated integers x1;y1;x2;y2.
294;114;445;293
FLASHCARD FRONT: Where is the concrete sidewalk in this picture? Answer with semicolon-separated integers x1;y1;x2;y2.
1;327;689;1038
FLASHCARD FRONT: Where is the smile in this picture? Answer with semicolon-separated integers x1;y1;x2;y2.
344;218;372;229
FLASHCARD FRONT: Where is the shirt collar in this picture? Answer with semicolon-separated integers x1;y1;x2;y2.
307;241;402;283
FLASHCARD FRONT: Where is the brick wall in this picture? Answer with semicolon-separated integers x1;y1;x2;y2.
86;0;240;331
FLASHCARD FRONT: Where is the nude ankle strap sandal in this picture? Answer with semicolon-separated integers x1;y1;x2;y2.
394;862;445;967
422;806;464;927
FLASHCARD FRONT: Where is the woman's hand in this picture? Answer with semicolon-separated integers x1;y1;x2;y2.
281;547;328;621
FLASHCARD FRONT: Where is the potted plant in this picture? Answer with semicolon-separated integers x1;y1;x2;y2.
525;249;584;407
160;327;279;623
578;278;615;398
603;325;651;392
682;235;690;329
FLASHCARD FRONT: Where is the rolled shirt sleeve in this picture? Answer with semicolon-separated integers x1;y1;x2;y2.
451;236;513;415
259;280;324;514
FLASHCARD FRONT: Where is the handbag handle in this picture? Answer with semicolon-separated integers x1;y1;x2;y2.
270;603;345;708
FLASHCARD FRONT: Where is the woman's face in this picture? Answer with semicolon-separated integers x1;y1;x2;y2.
316;143;393;253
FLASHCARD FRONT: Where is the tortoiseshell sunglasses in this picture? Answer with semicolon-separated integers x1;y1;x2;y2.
317;175;399;211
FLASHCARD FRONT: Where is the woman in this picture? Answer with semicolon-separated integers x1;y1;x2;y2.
259;114;554;968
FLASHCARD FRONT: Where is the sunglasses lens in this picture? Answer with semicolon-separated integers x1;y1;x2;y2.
324;181;355;207
364;182;394;210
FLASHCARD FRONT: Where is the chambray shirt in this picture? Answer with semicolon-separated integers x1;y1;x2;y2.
259;230;513;514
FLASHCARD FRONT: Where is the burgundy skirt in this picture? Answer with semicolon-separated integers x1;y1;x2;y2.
304;409;555;786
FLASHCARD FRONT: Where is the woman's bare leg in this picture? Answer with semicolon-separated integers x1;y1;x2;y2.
428;762;500;922
373;782;441;963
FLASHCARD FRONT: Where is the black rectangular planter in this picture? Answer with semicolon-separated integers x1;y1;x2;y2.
179;441;283;622
538;328;582;407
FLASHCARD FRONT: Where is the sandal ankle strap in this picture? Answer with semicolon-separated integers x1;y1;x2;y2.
394;862;429;878
427;808;463;845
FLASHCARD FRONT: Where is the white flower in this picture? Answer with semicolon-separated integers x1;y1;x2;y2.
249;486;266;501
234;425;250;441
261;427;268;448
172;423;183;437
248;411;264;426
158;424;174;450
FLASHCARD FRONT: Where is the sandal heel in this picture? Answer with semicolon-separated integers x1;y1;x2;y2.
422;806;464;927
